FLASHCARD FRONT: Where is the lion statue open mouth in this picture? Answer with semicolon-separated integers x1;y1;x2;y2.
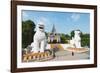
31;23;47;53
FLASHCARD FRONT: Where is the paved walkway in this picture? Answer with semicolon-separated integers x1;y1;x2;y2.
48;44;89;61
49;50;90;61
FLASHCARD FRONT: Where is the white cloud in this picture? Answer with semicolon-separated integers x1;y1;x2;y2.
71;13;80;22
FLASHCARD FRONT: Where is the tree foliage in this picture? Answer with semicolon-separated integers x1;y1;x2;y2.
22;20;36;48
81;34;90;47
70;30;74;38
60;34;67;43
65;34;71;40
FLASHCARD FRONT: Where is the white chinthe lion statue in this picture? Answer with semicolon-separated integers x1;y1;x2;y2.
70;30;81;48
31;23;47;53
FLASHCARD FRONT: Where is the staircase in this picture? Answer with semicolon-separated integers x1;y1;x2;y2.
50;44;64;50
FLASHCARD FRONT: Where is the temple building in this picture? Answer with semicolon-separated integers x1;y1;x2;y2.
48;24;61;43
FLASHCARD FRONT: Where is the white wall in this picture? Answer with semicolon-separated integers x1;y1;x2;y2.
0;0;99;73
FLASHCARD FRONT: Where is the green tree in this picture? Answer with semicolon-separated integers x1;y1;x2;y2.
60;34;68;43
22;20;36;48
70;30;74;38
65;34;71;40
81;34;90;47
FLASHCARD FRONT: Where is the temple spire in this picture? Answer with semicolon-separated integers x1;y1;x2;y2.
51;24;56;34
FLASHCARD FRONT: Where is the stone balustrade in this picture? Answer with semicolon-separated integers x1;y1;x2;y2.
22;50;54;62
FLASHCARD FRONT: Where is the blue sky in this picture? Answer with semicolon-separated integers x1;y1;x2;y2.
22;10;90;34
